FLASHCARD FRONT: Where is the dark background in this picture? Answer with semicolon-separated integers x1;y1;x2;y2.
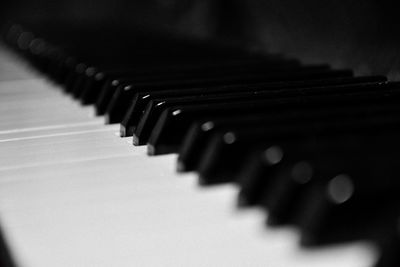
1;0;400;79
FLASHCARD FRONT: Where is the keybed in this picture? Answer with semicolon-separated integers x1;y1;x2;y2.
0;58;375;266
0;23;393;266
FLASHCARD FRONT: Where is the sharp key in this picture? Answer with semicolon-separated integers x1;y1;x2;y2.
294;147;400;246
121;75;387;137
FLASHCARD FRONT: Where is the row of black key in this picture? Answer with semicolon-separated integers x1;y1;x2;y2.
2;22;400;267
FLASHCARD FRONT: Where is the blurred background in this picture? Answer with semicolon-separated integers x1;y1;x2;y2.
1;0;400;79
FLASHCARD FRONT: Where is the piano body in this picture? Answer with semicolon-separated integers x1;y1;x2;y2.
0;0;399;266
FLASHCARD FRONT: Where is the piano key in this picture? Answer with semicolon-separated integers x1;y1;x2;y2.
293;155;400;246
99;66;351;120
89;61;330;107
99;65;335;118
179;111;351;176
153;90;400;153
236;141;338;209
260;135;400;226
95;77;128;116
135;81;391;147
236;146;286;207
61;45;301;94
237;132;400;211
0;142;377;267
120;75;386;137
77;58;305;102
147;81;396;155
78;57;304;104
177;119;307;173
194;114;400;185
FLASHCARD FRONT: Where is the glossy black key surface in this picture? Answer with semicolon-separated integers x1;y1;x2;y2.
144;80;396;154
194;114;400;185
74;57;303;101
177;98;398;174
98;67;352;118
293;152;400;246
236;142;334;209
104;73;325;124
173;102;399;161
260;135;400;226
134;81;396;146
236;146;287;207
95;78;129;116
104;66;345;122
121;76;385;137
75;59;300;101
178;113;352;174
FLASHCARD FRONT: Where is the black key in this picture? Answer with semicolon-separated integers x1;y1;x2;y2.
78;58;304;103
160;98;400;159
99;66;350;118
178;116;319;174
95;78;130;116
293;151;400;246
237;141;333;208
146;81;396;154
177;118;302;173
121;76;385;137
65;62;88;93
64;41;303;97
195;115;400;185
236;138;369;208
260;133;400;227
236;146;286;207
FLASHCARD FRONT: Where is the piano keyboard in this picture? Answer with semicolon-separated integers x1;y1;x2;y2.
1;22;399;266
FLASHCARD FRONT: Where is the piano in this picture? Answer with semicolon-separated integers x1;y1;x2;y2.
0;1;399;266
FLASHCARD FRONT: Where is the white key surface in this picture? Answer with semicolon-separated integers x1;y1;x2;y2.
0;46;377;267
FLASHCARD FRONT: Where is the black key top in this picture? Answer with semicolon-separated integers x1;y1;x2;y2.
95;78;129;116
163;98;400;160
121;76;385;137
78;58;303;102
65;43;302;96
99;67;351;117
146;81;395;153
